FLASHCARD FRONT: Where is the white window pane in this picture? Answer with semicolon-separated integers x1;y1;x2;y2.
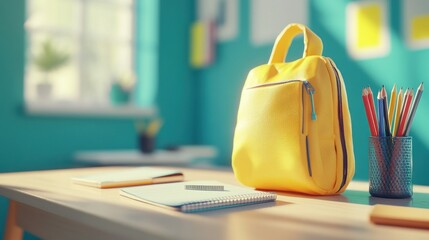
80;39;133;103
26;33;79;101
112;45;133;76
86;1;116;37
86;1;133;41
26;0;79;33
117;7;134;40
25;0;138;109
115;0;133;6
81;41;112;103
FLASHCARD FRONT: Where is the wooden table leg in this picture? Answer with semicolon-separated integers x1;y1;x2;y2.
4;200;23;240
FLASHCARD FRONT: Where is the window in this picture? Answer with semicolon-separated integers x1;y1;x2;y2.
24;0;156;116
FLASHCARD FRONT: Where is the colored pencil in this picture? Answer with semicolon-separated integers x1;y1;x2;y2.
146;119;163;137
367;87;378;134
404;83;424;136
388;84;397;132
362;88;378;136
395;89;408;136
378;92;386;137
397;89;413;137
392;88;403;137
381;86;391;136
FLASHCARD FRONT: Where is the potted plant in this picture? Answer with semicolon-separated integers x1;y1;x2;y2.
110;71;136;105
33;39;70;99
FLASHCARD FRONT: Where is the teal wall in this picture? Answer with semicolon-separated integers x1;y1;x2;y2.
0;0;194;238
1;0;429;238
197;0;429;185
196;1;314;166
157;0;197;145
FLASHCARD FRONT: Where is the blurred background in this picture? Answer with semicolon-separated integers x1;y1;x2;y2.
1;0;429;238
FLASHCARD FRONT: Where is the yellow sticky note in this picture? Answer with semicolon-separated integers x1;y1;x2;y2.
356;4;382;48
411;15;429;40
190;21;215;68
190;21;205;67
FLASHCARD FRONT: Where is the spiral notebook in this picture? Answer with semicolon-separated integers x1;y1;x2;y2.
120;181;277;213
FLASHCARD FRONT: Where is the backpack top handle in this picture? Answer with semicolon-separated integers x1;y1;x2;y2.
268;23;324;64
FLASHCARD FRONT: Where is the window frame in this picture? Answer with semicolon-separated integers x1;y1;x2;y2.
24;0;156;118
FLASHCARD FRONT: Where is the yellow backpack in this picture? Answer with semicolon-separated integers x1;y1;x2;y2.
232;24;355;195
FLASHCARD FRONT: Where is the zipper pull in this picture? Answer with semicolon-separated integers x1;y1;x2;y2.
304;81;317;120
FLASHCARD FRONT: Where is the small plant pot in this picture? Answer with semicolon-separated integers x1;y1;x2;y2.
110;83;130;105
36;82;52;99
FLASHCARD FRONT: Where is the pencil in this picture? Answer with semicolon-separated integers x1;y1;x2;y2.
381;86;391;136
146;119;163;137
388;84;397;132
397;89;413;137
395;89;408;136
404;83;424;136
392;88;403;137
378;92;386;137
362;88;378;136
367;87;378;134
369;88;379;136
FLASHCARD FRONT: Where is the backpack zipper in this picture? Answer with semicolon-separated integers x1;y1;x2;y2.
302;82;316;177
306;136;312;176
247;80;317;122
247;79;316;178
247;79;304;89
303;81;317;120
328;60;348;193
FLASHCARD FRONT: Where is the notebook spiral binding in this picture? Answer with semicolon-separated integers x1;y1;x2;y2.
185;185;225;191
180;192;277;213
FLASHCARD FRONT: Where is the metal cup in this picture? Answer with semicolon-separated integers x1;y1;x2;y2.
368;136;413;198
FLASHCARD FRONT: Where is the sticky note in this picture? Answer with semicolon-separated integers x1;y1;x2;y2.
403;0;429;49
346;1;389;59
190;20;215;68
411;15;429;40
190;21;205;67
356;4;382;48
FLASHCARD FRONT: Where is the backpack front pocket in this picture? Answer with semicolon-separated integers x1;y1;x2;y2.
233;80;319;193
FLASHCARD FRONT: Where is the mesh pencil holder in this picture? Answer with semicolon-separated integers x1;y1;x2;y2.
369;136;413;199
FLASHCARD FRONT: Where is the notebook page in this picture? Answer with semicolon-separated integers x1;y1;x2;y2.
72;167;182;185
121;181;272;207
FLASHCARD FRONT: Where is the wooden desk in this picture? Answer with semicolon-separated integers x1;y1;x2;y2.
1;167;429;240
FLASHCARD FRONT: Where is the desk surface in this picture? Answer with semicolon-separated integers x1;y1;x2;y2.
1;167;429;240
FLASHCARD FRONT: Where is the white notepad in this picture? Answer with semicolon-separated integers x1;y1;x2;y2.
72;167;183;188
120;181;277;213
